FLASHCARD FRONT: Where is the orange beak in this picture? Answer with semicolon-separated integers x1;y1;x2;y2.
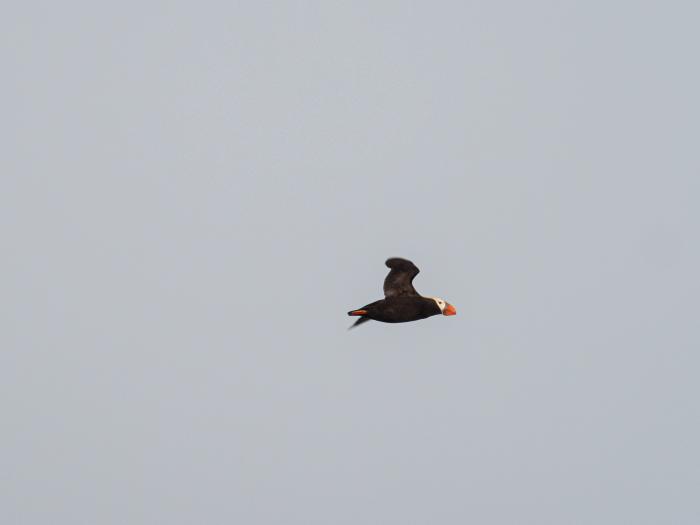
443;303;456;316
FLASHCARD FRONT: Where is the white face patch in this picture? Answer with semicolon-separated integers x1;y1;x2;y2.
430;297;447;313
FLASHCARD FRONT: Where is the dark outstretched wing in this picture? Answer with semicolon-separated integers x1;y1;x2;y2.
383;258;420;297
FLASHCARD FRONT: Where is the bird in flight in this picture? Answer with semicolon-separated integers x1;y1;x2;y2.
348;257;456;329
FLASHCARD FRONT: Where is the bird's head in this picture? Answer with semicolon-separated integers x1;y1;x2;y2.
431;297;457;316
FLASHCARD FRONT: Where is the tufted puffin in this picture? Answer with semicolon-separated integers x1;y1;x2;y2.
348;258;456;328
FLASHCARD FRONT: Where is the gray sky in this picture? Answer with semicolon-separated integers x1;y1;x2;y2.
3;1;699;524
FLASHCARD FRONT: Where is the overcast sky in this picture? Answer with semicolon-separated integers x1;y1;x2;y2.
3;1;699;524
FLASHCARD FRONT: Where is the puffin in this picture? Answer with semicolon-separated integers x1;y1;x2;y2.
348;257;456;328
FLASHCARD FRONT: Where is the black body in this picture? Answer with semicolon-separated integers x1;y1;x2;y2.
348;258;442;328
352;296;441;324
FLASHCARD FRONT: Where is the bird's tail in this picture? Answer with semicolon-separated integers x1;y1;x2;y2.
348;316;371;329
